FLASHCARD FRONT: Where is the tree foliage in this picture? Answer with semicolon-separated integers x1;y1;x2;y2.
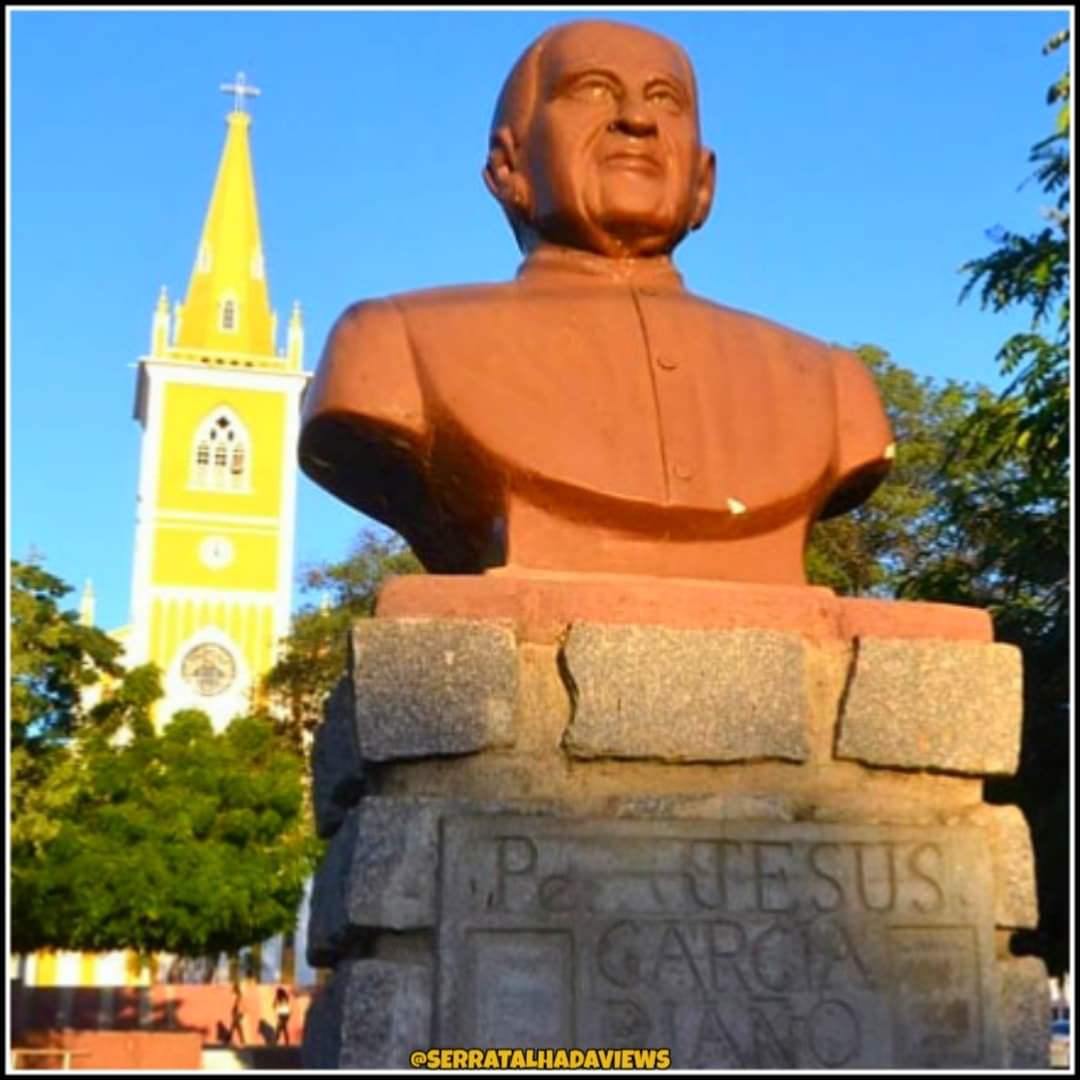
815;32;1070;974
945;30;1070;975
10;559;161;856
10;558;321;959
12;561;123;797
12;710;320;957
806;346;989;596
958;27;1069;499
262;530;422;748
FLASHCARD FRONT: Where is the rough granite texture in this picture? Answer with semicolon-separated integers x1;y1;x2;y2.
999;956;1051;1069
302;958;431;1070
300;971;341;1069
955;804;1039;929
341;797;445;932
562;624;811;762
837;639;1022;776
306;809;358;967
308;796;562;961
308;798;442;964
352;619;518;760
302;609;1043;1071
312;676;366;839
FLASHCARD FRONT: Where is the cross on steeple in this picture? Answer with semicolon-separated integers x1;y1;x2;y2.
220;71;260;113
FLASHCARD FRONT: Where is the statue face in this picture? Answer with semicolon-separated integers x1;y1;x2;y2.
522;22;713;257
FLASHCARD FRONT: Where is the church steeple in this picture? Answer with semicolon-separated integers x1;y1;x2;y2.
174;73;275;358
79;579;96;627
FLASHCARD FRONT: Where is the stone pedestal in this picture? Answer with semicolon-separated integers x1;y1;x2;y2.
302;573;1047;1069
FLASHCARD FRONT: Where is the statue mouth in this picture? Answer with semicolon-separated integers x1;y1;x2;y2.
602;151;663;176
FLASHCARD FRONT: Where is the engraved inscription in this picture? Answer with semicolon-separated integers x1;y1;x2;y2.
438;819;1001;1068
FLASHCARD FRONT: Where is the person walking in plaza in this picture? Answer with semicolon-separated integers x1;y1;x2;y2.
225;982;246;1046
273;986;292;1046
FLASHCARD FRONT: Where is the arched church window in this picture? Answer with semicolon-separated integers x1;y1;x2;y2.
220;298;237;332
194;441;211;487
190;409;251;492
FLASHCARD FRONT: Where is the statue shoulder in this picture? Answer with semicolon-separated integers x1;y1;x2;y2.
305;297;425;442
686;293;835;363
328;283;516;342
823;346;895;517
327;295;407;350
378;281;517;314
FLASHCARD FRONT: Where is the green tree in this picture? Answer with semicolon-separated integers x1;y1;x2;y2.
12;560;121;783
958;28;1069;500
807;346;990;596
942;29;1070;975
812;33;1070;974
262;530;423;747
11;710;320;957
11;559;160;855
11;558;321;959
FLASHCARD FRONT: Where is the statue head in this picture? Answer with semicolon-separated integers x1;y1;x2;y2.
484;19;717;259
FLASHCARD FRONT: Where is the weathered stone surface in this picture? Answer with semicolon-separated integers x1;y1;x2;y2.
998;956;1050;1069
302;958;431;1069
438;816;1004;1068
300;976;341;1069
312;676;366;839
344;798;446;931
562;624;811;763
308;798;441;965
602;792;797;822
957;805;1039;929
306;809;358;966
837;639;1022;776
353;619;518;760
309;797;556;961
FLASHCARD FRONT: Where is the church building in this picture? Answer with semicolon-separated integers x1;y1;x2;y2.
129;73;309;731
20;75;316;998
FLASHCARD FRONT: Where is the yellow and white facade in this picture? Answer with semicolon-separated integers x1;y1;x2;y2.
16;86;316;995
129;98;308;731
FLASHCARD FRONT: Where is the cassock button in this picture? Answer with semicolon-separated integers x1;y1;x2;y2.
655;353;678;371
673;462;694;481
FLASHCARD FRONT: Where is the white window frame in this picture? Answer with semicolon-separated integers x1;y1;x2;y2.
190;406;252;493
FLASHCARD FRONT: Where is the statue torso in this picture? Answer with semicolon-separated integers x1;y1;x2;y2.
396;278;837;535
299;255;890;583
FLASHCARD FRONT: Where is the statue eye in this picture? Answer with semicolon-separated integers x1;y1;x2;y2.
647;84;684;114
566;76;617;102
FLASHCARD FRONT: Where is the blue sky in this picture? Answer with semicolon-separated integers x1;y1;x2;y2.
10;7;1070;633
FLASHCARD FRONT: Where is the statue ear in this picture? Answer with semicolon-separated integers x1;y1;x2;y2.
483;125;531;216
690;148;717;231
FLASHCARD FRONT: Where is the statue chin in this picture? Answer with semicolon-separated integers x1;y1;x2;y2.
525;206;679;260
596;221;680;257
588;205;686;257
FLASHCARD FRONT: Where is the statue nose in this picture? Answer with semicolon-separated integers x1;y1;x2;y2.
609;99;658;137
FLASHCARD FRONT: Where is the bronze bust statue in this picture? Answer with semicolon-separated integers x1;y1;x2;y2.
299;20;894;585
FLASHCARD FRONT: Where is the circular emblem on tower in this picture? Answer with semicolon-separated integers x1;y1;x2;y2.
181;643;237;697
200;535;235;569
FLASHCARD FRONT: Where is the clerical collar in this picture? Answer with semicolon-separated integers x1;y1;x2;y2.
517;245;685;291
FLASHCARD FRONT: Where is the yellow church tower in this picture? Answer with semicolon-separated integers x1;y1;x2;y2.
16;74;318;1000
129;73;309;731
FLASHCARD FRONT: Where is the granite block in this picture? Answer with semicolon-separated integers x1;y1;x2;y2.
352;619;518;760
837;639;1022;776
999;956;1050;1069
961;804;1039;929
302;958;431;1069
312;676;366;839
562;624;811;763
